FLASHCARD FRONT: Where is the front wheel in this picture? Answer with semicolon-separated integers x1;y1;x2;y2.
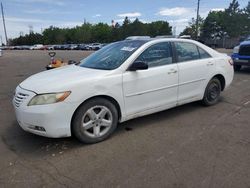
72;98;118;144
202;78;221;106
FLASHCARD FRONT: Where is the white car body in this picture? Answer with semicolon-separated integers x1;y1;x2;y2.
13;38;234;138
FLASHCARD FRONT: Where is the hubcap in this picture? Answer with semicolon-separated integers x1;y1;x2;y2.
81;106;113;138
207;82;220;102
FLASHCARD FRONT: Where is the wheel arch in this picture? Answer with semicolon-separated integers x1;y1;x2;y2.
212;74;226;91
70;95;122;133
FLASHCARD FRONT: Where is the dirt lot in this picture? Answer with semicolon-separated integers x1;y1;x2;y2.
0;50;250;188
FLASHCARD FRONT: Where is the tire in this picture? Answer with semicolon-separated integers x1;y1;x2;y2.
202;78;221;106
234;65;241;71
72;98;118;144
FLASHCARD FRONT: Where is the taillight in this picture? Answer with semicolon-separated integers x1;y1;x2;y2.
228;58;233;66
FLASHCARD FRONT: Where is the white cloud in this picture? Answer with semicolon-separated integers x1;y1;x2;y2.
211;8;225;12
117;12;141;18
168;18;189;24
93;14;102;18
157;7;190;17
168;18;190;35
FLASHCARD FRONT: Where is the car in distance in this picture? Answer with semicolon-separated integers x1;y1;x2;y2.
30;44;44;50
13;38;234;144
232;37;250;71
89;43;102;50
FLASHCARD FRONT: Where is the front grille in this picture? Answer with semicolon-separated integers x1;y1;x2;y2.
14;92;29;107
239;45;250;56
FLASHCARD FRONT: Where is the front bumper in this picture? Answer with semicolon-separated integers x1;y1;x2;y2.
13;86;77;138
232;53;250;66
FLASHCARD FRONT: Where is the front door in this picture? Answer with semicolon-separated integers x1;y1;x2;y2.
122;42;178;117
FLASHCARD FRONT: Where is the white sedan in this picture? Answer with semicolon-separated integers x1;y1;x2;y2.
13;38;234;143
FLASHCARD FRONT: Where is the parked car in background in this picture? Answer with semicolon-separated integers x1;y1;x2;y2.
89;43;102;50
80;44;91;51
53;45;62;50
72;44;81;50
13;45;31;50
13;46;21;50
47;45;56;50
13;38;234;144
64;44;73;50
21;45;32;50
70;44;79;50
232;36;250;71
30;44;44;50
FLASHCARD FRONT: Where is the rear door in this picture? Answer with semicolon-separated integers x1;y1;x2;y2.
174;42;216;104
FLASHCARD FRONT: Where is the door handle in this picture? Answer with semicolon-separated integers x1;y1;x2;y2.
168;69;178;74
207;62;214;66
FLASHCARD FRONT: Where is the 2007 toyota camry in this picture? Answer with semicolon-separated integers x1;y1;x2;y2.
13;38;234;143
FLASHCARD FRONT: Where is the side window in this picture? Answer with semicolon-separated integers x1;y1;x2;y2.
198;47;211;59
136;42;173;68
175;42;200;62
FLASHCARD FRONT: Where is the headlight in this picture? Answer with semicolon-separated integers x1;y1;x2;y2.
233;46;239;54
28;91;71;106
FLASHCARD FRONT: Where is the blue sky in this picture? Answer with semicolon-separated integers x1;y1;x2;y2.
0;0;249;43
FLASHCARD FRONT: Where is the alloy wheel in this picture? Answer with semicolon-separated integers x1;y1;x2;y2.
81;106;113;138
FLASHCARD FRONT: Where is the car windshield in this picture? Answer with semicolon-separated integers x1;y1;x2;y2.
79;40;147;70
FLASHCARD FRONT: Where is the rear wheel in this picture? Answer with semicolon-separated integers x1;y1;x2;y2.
72;98;118;144
234;65;241;71
202;78;221;106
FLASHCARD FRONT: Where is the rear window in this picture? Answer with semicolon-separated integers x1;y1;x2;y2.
198;47;211;59
175;42;200;62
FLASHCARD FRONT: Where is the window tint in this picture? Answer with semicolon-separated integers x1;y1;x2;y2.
175;42;200;62
136;42;172;68
198;47;211;59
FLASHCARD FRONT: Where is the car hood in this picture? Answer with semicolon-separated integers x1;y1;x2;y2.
20;65;110;93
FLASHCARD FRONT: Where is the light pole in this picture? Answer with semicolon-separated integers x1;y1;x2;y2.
196;0;200;40
1;2;8;45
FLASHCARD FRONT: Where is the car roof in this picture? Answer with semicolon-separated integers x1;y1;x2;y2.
122;37;220;58
124;37;200;44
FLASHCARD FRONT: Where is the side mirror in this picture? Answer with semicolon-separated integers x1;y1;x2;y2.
129;61;148;71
